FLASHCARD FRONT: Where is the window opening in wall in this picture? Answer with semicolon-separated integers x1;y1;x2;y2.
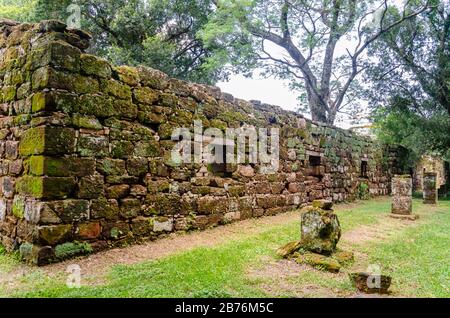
307;155;322;177
360;160;368;178
209;144;233;177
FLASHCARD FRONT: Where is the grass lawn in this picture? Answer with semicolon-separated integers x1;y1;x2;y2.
0;197;449;298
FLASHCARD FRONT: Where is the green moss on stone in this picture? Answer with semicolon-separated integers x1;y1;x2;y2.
72;113;102;130
12;196;26;219
80;54;111;78
101;79;132;99
2;85;16;102
115;66;140;86
31;92;47;112
111;140;135;158
133;87;159;104
54;241;93;260
19;127;45;156
133;141;160;157
15;176;44;198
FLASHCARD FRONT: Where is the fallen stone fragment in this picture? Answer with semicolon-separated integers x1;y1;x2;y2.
333;250;355;265
276;240;302;258
294;252;341;273
349;272;392;294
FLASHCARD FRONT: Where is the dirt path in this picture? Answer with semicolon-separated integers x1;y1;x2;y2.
341;215;419;246
21;208;304;286
41;199;372;280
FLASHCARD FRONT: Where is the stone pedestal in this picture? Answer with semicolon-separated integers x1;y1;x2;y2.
423;172;437;204
299;200;341;255
390;175;417;220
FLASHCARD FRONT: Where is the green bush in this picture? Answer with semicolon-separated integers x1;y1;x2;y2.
54;242;93;260
357;182;370;200
0;244;5;255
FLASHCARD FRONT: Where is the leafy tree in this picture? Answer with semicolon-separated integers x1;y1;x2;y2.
200;0;433;124
367;0;449;160
0;0;221;84
0;0;37;21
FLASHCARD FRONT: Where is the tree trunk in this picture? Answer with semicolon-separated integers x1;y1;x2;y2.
306;85;328;123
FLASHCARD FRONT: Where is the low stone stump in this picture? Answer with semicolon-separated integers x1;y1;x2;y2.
423;172;438;204
299;200;341;255
390;175;418;220
349;272;392;294
276;200;354;273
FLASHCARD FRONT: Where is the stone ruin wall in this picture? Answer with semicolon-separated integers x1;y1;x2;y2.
0;20;403;265
413;155;446;192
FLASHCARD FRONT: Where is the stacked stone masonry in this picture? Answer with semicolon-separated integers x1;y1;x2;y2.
0;20;404;265
423;172;437;204
391;175;413;215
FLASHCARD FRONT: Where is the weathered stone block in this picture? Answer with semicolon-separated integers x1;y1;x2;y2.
299;206;341;255
76;222;101;240
19;243;54;266
40;200;89;223
37;224;72;245
137;66;169;90
349;272;392;294
72;113;103;130
391;175;413;215
30;40;81;71
97;158;126;175
294;252;341;273
101;221;130;240
197;196;228;215
19;126;76;156
127;157;148;176
115;65;140;86
144;193;181;215
15;176;76;199
133;141;160;157
32;66;99;94
77;135;109;157
78;94;115;117
101;79;132;99
5;140;18;159
90;198;119;220
423;172;437;204
146;179;170;194
80;54;111;78
391;175;412;197
133;87;159;104
78;175;104;199
111;140;134;158
0;177;15;198
106;184;130;199
28;156;95;177
152;216;174;232
120;198;141;219
131;217;152;236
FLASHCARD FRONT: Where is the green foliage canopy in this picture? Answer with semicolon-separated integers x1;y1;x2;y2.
367;0;450;160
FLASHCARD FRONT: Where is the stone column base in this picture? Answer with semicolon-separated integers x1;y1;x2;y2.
389;213;419;221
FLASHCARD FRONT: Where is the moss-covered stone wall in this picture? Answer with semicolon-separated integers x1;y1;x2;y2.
0;20;403;265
